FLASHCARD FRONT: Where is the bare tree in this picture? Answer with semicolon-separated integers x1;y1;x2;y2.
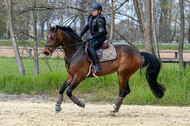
144;0;154;54
109;0;114;44
188;9;190;43
30;0;39;75
179;0;185;68
133;0;144;34
152;0;160;59
133;0;154;54
4;0;25;76
158;0;169;43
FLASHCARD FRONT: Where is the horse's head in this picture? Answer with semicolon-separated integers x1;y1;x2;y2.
43;25;61;56
43;25;82;56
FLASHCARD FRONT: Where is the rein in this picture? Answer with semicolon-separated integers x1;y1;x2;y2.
60;41;87;69
45;29;88;69
62;41;86;49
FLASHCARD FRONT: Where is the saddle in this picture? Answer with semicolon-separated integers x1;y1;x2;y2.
85;40;117;78
85;40;117;63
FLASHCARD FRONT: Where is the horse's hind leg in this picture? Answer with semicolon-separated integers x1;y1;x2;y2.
113;76;130;113
66;77;85;108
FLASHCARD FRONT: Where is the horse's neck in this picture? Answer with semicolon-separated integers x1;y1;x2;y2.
61;30;84;63
63;40;84;63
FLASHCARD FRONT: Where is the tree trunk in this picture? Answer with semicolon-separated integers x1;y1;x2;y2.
6;21;9;39
168;0;173;42
144;0;154;54
188;24;190;43
188;14;190;43
133;0;144;35
4;0;25;76
31;0;39;75
171;18;177;42
179;0;185;69
80;0;86;38
158;0;169;43
133;0;154;54
40;21;45;40
151;0;160;59
109;0;114;44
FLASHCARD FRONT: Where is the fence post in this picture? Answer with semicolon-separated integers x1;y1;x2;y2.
27;49;32;57
175;52;178;58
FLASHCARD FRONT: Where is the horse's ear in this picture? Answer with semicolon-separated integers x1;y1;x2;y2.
54;25;59;32
49;25;52;29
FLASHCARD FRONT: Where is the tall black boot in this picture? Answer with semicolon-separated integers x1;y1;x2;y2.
89;49;101;73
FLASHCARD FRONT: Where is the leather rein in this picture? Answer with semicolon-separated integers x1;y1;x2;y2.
45;31;87;68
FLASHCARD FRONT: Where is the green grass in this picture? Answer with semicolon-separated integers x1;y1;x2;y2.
0;57;189;106
0;57;65;75
0;40;44;47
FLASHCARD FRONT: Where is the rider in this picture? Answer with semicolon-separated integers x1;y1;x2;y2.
79;3;107;73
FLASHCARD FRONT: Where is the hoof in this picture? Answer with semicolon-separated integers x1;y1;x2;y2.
77;100;85;108
112;103;119;113
109;111;116;116
55;104;62;112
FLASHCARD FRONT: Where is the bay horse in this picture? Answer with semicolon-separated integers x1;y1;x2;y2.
43;25;166;113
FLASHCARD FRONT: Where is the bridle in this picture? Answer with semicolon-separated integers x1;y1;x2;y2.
45;32;59;51
45;31;86;49
45;30;87;67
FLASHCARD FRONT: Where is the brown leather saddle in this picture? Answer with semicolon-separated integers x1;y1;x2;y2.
85;40;109;62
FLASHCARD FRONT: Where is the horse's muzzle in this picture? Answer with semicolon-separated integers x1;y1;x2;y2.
44;51;50;56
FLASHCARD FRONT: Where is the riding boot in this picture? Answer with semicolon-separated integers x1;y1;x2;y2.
89;50;101;73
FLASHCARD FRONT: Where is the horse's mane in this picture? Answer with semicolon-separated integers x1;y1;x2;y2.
50;25;82;42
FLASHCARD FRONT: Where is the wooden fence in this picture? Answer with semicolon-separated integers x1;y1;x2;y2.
160;51;190;67
1;46;190;67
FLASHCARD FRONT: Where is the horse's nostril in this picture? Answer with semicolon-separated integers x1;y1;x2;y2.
44;51;49;56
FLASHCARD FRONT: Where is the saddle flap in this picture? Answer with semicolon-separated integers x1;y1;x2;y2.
85;41;117;63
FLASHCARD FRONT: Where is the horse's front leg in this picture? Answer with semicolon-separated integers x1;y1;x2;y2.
55;75;73;112
66;77;85;108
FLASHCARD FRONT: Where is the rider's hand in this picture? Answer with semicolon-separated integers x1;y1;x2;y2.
86;36;93;42
89;36;93;40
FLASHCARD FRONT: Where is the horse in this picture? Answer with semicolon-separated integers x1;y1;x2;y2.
43;25;166;113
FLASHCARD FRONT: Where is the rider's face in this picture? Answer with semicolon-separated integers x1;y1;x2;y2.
92;10;99;16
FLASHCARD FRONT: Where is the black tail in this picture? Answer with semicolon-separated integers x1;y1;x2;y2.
140;52;166;98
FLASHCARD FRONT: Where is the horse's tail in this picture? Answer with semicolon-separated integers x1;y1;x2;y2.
140;52;166;99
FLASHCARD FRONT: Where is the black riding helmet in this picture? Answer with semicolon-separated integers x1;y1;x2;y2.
90;3;102;11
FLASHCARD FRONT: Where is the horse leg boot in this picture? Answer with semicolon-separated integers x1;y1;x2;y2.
55;81;68;112
66;79;85;108
112;78;130;113
113;96;124;112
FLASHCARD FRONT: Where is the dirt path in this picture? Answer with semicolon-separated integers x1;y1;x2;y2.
0;94;189;126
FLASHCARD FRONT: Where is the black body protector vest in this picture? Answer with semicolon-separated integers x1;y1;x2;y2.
88;14;107;36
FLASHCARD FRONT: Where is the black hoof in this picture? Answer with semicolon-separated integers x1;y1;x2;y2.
55;104;62;112
77;100;85;108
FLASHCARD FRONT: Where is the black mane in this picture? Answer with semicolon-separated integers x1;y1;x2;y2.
50;25;82;42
